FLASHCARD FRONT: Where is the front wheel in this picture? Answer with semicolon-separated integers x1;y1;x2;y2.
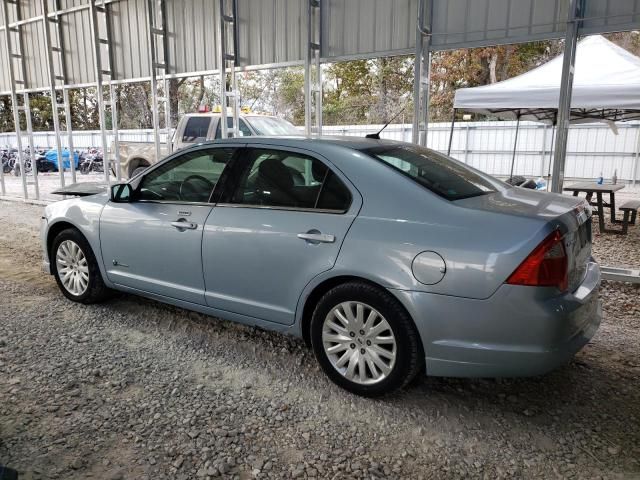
310;282;424;396
51;228;111;304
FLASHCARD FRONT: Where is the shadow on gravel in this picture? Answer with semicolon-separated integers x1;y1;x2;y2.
101;289;638;456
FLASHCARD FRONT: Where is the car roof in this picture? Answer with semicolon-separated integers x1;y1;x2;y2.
190;135;403;153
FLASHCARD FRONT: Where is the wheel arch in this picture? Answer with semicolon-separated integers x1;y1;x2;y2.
47;220;80;260
299;274;420;350
46;220;103;279
127;157;151;177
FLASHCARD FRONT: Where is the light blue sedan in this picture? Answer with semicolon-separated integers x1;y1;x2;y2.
41;136;601;396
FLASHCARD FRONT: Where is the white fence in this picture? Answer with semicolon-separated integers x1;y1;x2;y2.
1;121;639;182
323;121;640;183
0;129;169;150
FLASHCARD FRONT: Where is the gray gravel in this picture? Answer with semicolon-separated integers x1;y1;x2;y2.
1;200;639;479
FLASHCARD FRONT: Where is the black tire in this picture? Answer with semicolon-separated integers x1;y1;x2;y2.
51;228;111;304
310;281;424;397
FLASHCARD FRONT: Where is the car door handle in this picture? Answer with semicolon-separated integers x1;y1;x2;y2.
297;232;335;243
171;220;198;230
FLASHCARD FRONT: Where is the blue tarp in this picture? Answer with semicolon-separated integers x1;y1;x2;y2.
45;149;79;170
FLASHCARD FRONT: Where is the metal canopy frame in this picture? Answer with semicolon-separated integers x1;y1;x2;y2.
1;0;41;199
550;0;583;193
147;0;171;160
88;0;118;183
42;0;66;190
412;0;432;146
219;0;240;139
0;0;636;203
304;0;322;136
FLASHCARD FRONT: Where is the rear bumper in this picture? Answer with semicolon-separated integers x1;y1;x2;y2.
391;261;601;378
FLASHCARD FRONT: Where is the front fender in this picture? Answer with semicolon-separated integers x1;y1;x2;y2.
43;194;111;285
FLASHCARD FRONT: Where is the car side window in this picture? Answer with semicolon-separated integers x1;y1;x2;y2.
137;148;235;203
230;149;352;212
181;117;211;143
214;118;252;139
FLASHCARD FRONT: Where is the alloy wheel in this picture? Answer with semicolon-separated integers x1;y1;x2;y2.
56;240;89;296
322;301;397;385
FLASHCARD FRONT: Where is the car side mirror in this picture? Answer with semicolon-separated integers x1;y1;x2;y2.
110;183;132;203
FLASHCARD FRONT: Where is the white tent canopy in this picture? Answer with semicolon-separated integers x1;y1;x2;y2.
453;35;640;123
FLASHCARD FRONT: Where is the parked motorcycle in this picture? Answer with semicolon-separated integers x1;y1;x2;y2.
1;151;13;174
79;149;104;174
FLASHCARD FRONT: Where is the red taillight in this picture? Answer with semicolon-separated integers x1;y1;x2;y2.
506;230;568;292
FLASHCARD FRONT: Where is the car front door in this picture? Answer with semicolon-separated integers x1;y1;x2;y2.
100;146;236;305
202;147;361;325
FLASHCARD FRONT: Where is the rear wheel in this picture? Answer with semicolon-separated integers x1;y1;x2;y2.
52;228;111;304
310;282;423;396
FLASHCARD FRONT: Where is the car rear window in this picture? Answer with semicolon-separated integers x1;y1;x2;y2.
362;144;501;201
182;117;211;143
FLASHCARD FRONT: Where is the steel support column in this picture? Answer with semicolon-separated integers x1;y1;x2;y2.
51;0;77;185
89;0;112;184
304;0;322;136
62;88;76;182
42;0;66;190
447;109;456;156
219;0;239;139
509;113;521;181
412;0;432;146
540;124;548;178
550;0;583;193
2;0;28;199
148;0;170;161
23;92;39;199
633;124;640;186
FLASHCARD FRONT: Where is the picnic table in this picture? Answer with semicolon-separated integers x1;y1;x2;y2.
563;182;625;233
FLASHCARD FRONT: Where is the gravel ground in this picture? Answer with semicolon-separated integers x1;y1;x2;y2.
0;200;639;480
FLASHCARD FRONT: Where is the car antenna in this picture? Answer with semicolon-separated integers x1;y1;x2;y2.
365;100;409;140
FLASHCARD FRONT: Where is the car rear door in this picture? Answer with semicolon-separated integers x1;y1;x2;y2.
99;146;237;305
201;146;362;325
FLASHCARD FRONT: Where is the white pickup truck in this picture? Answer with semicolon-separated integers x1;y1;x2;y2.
113;112;300;178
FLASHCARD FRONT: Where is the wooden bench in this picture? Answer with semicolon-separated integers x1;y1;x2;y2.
618;200;640;235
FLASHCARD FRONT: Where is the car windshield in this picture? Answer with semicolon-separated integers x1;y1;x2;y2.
362;144;503;201
245;116;301;136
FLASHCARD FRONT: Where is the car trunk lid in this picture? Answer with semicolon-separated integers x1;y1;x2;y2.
455;187;592;292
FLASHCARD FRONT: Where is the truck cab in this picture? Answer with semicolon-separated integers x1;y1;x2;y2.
115;111;300;179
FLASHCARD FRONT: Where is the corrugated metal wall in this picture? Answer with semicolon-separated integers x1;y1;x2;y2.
430;0;568;50
110;0;152;80
237;0;306;67
22;20;49;89
0;0;636;93
61;7;95;84
582;0;640;35
322;0;419;59
165;0;220;74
